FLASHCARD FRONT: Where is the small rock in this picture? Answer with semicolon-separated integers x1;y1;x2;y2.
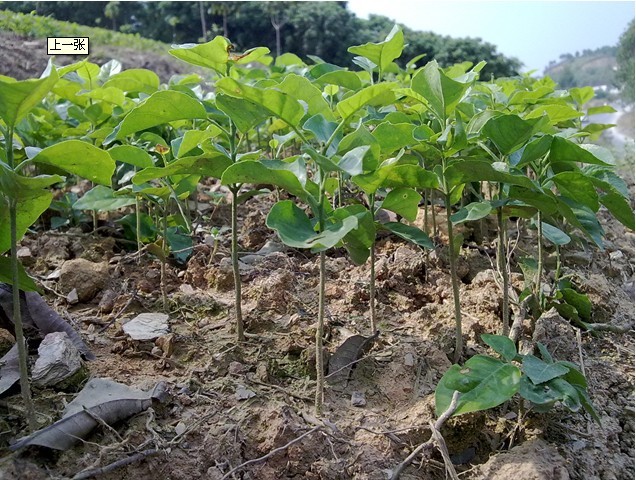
123;313;170;341
228;361;248;375
17;247;35;267
155;334;175;357
609;250;624;261
98;290;118;314
404;353;415;367
175;421;187;436
32;332;84;388
66;288;79;305
59;259;109;302
46;269;62;280
235;384;256;400
151;346;163;356
351;391;366;407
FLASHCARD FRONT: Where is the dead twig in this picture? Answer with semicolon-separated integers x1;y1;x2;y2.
72;448;159;480
220;426;321;480
389;390;460;480
247;378;313;403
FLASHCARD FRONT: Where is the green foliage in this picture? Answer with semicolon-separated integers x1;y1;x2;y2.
616;19;635;103
435;334;599;422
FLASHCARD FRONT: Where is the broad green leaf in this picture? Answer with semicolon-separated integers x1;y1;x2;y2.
133;153;232;184
372;122;416;154
587;105;616;116
176;126;223;157
517;135;553;167
482;114;537;155
562;198;604;248
560;288;591;321
411;60;468;121
526;104;583;123
348;25;404;73
166;226;193;263
549;137;611;166
0;67;59;127
336;83;396;120
338;146;368;176
540;222;571;245
169;36;231;73
266;200;358;251
381;187;421;221
108;145;154;168
333;205;375;265
522;355;569;384
551;172;599;212
103;69;160;94
482;334;517;362
0;191;52;254
0;164;63;200
217;77;304;126
314;70;362;90
73;185;136;211
435;355;520;416
600;192;635;230
519;375;560;407
382;222;433;249
116;91;207;139
583;165;630;198
0;256;39;291
234;46;270;65
569;86;595;106
451;201;492;225
338;125;381;172
31;140;115;186
216;94;270;133
508;86;554;106
221;159;309;201
353;164;438;195
446;159;535;190
79;86;125;106
303;114;338;144
278;74;334;120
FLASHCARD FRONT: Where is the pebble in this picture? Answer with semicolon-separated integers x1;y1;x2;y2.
404;353;415;367
32;332;83;387
351;391;366;407
235;385;256;400
66;288;79;305
122;313;170;341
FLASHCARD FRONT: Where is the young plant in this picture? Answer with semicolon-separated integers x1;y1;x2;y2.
435;334;599;422
0;67;115;430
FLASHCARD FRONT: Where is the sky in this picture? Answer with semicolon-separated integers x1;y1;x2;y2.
346;1;635;73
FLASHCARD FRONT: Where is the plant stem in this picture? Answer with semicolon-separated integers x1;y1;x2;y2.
315;250;326;416
6;125;37;431
230;186;244;342
555;245;562;284
444;193;463;363
368;193;377;333
161;202;168;312
135;194;142;265
497;206;510;336
535;212;544;301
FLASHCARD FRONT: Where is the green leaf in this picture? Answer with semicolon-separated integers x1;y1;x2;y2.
176;126;223;158
600;191;635;230
517;135;553;168
522;354;569;384
526;104;583;123
116;91;207;139
277;74;334;120
73;185;136;211
103;68;160;95
353;164;438;195
569;86;595;106
0;256;39;291
482;334;517;362
560;288;591;321
0;67;59;127
0;191;52;254
587;105;616;116
338;146;368;177
382;222;433;249
266;200;358;252
381;187;421;221
549;137;612;166
372;122;416;154
333;205;375;265
338;125;380;172
313;70;362;90
217;77;304;127
0;164;63;200
336;83;396;120
446;159;536;190
234;46;270;65
169;36;231;73
482;114;537;155
540;222;571;245
303;114;338;144
79;86;125;106
166;226;193;263
347;25;404;73
221;159;309;201
108;145;154;168
133;153;232;184
216;94;270;133
551;172;599;212
435;355;521;416
451;201;492;225
411;60;468;122
519;375;560;407
31;140;115;186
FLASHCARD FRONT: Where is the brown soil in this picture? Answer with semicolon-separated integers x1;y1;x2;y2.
0;180;633;480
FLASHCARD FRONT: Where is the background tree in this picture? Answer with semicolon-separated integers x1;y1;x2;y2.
616;19;635;103
104;1;120;31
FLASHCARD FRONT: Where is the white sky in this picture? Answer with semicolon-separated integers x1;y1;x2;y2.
346;0;635;73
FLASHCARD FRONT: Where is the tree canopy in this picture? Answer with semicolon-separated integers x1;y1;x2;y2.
3;1;521;78
616;19;634;103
